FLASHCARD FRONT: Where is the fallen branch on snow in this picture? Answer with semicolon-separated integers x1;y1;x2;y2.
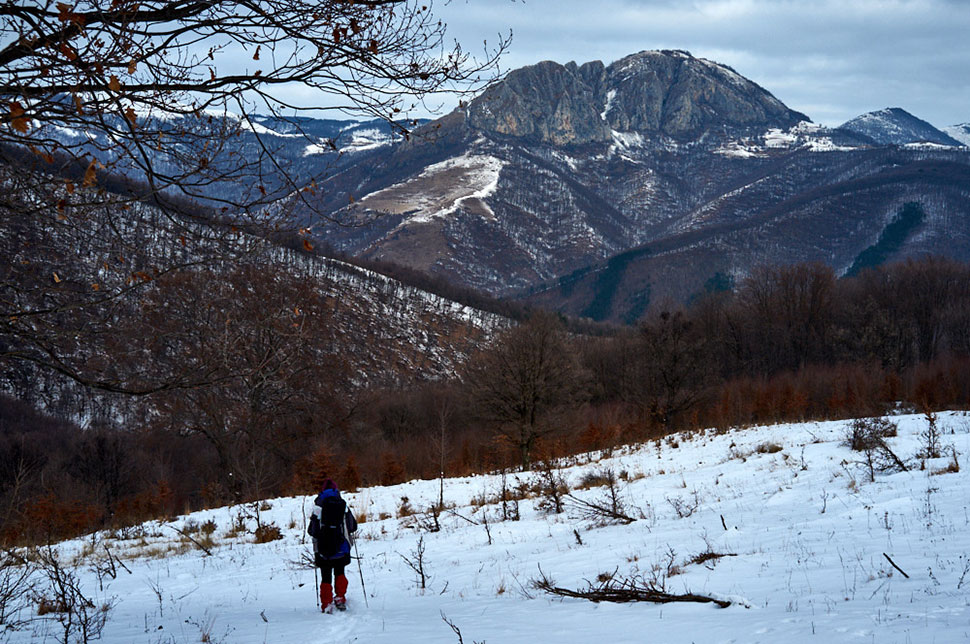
565;493;637;525
531;567;731;608
167;525;213;556
883;553;910;579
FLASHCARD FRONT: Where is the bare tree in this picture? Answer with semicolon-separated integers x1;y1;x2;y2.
464;313;587;469
0;0;508;395
628;310;711;429
150;263;351;502
33;545;113;644
0;548;34;634
736;263;836;373
432;392;455;513
1;0;508;210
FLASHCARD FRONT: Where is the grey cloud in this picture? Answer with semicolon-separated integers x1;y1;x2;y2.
434;0;970;126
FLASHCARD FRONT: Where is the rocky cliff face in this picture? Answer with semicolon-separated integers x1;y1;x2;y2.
466;60;611;145
466;50;808;145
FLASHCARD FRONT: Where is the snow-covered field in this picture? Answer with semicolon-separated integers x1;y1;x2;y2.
12;412;970;643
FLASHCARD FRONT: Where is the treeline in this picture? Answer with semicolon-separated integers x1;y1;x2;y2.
4;257;970;544
355;257;970;476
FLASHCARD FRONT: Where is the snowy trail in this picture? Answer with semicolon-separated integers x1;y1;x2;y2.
12;413;970;643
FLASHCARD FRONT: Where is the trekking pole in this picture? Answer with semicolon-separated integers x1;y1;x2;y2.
353;538;369;608
313;558;319;610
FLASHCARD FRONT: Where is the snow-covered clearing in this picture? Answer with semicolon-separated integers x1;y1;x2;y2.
13;413;970;643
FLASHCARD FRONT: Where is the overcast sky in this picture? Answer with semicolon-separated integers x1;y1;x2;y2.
428;0;969;128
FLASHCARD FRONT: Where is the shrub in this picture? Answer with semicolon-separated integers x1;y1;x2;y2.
843;417;907;481
843;417;898;451
577;471;615;490
397;497;415;518
755;442;783;454
36;597;68;615
253;523;282;544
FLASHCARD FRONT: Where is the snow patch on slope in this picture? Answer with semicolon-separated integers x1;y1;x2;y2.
340;128;393;154
601;89;617;121
942;123;970;147
358;153;505;225
303;128;393;156
715;122;858;156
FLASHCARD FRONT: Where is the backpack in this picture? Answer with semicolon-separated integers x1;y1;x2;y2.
318;495;346;557
308;492;355;559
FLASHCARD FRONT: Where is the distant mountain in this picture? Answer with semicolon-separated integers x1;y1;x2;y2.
295;51;970;322
522;153;970;322
301;50;822;293
39;109;424;205
839;108;962;147
943;123;970;147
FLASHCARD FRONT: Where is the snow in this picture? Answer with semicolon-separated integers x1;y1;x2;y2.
716;123;859;156
303;129;393;156
358;153;505;226
601;89;617;121
698;57;751;91
943;124;970;147
339;128;392;154
763;128;798;148
12;413;970;643
902;142;959;151
236;119;296;138
611;130;645;149
803;137;857;152
303;143;331;156
714;142;766;158
609;130;648;162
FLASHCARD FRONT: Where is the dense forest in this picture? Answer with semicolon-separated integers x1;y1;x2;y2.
3;256;970;544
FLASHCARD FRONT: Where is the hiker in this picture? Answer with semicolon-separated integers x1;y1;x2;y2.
307;478;358;612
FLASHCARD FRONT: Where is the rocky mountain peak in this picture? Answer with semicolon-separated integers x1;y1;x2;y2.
464;49;808;145
839;107;962;146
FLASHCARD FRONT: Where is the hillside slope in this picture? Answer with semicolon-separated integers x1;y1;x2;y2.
523;148;970;320
17;412;970;643
0;188;507;423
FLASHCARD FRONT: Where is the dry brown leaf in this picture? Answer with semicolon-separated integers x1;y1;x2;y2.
8;101;29;133
82;159;97;187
